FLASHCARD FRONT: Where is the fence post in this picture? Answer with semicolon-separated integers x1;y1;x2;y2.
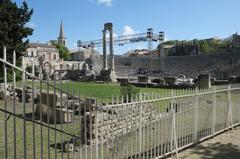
170;90;179;159
227;85;233;131
32;60;35;76
193;87;199;144
22;56;27;159
212;86;216;138
13;50;17;159
95;105;99;159
3;46;8;159
139;93;143;157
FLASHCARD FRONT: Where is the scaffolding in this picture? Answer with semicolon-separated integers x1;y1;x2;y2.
77;28;165;51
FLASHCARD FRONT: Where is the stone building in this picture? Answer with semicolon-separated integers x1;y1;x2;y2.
25;43;60;65
232;33;240;48
70;48;97;61
174;42;199;56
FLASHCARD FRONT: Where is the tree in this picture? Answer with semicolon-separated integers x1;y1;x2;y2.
51;42;70;60
0;0;33;59
0;0;33;81
199;40;211;54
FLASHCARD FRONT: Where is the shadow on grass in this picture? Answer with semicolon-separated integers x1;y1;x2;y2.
184;142;240;159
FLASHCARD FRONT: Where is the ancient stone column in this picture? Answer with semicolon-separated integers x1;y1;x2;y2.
109;27;114;70
102;29;107;70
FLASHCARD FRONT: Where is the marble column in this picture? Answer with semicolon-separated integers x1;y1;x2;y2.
109;28;114;70
102;30;107;70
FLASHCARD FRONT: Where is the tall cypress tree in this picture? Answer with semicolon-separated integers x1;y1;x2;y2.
0;0;33;81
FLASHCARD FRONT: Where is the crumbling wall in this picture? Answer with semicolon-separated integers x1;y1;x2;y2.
109;52;240;79
81;102;160;145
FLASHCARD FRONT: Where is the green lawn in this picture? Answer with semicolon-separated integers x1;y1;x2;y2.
1;81;239;159
21;81;173;102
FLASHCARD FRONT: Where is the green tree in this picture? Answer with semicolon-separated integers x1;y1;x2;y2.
199;40;211;54
51;42;70;60
0;0;33;81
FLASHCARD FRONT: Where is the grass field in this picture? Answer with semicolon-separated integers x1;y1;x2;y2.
19;81;172;102
1;82;239;158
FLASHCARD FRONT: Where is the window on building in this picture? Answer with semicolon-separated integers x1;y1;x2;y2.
54;54;56;60
31;51;34;57
48;53;51;60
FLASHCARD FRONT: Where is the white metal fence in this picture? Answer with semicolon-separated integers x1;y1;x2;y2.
1;47;240;159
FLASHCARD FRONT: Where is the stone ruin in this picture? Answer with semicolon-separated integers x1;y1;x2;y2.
99;22;116;82
34;92;74;123
80;102;162;145
0;84;37;102
34;92;95;124
197;73;211;89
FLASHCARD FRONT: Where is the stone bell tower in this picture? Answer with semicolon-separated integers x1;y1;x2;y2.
58;21;66;46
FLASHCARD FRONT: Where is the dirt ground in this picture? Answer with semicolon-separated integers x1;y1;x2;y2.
172;126;240;159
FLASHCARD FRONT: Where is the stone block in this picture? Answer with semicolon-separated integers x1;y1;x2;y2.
197;73;211;89
164;76;178;85
35;103;73;123
138;76;149;83
38;92;58;107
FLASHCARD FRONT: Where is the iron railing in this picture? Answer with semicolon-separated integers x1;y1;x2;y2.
0;47;240;159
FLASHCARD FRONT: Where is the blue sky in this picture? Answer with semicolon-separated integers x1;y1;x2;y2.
14;0;240;54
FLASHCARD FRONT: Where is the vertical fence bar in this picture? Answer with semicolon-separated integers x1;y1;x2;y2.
47;74;50;159
227;85;233;131
78;90;82;159
72;88;76;158
139;93;142;158
65;81;69;159
144;94;148;159
121;96;125;159
116;96;120;159
193;88;199;144
170;90;179;159
130;96;134;159
39;63;43;159
3;46;8;159
31;60;36;159
90;96;93;159
212;86;216;138
60;76;64;159
150;92;153;159
53;73;57;159
111;96;115;159
106;101;109;159
135;94;139;158
83;97;87;159
12;50;17;159
95;105;99;159
22;57;27;158
100;98;104;159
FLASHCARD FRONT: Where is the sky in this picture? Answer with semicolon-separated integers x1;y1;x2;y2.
14;0;240;54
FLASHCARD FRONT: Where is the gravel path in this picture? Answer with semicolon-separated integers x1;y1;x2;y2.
170;126;240;159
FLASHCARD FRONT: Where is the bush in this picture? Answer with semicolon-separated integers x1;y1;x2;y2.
120;84;140;102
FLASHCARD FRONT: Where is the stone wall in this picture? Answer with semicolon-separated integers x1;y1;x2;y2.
81;102;161;145
91;52;240;79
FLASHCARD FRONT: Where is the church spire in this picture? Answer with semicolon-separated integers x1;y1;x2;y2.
58;20;66;46
59;20;64;38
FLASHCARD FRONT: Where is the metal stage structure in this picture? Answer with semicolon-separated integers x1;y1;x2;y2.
77;28;165;51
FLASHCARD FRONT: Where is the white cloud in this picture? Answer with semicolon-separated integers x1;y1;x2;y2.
106;32;118;38
97;0;112;6
164;34;168;41
122;25;138;35
26;22;37;28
